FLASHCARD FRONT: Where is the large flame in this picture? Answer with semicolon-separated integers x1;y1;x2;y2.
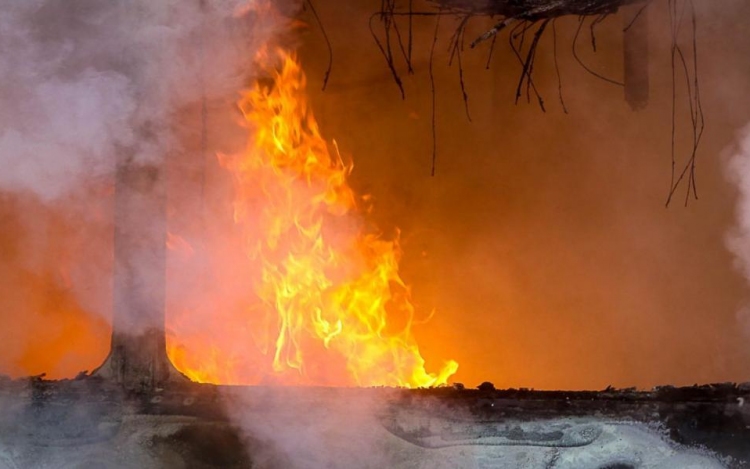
167;49;457;388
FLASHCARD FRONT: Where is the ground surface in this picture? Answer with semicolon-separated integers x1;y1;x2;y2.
0;379;747;468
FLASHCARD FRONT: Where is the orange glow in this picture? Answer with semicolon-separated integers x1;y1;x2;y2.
166;49;457;387
0;194;111;379
9;269;111;378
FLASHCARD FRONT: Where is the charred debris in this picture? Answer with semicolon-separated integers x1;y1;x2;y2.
1;373;750;466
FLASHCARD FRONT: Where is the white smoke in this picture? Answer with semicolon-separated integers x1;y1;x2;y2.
223;388;397;469
0;0;280;201
0;0;296;378
725;124;750;339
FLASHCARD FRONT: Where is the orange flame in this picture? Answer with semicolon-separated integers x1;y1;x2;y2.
167;49;457;388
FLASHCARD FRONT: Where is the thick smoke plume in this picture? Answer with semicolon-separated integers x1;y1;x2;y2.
725;125;750;340
0;0;292;378
0;0;274;199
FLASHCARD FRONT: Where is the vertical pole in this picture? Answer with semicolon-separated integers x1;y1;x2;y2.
94;147;184;389
92;1;194;390
623;3;650;110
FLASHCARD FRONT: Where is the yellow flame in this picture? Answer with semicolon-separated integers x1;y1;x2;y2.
169;49;457;388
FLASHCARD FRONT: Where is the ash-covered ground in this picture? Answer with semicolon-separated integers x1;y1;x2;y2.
0;384;739;469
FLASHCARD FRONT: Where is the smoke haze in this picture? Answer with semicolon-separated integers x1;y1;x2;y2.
0;1;747;468
0;0;268;199
1;0;750;389
725;125;750;341
0;0;290;377
297;0;750;389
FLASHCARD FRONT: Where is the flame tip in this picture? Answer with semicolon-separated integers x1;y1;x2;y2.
168;48;457;388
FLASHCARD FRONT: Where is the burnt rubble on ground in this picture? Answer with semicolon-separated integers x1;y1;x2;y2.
0;376;749;467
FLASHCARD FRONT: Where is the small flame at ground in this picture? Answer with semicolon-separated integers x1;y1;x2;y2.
167;49;457;388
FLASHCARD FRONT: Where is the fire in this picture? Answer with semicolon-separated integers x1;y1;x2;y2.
167;49;457;388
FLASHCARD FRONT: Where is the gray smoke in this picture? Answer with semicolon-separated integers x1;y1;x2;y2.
0;0;293;378
0;0;273;200
725;125;750;340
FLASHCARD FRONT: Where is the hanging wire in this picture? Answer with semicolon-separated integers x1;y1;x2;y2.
364;0;704;195
665;0;704;206
304;0;333;90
